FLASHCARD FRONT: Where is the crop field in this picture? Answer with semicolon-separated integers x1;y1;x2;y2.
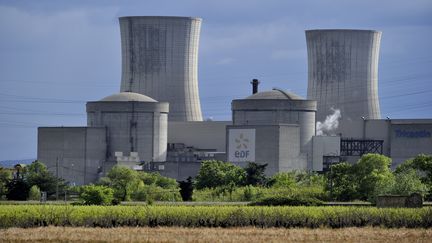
1;226;432;242
1;205;432;228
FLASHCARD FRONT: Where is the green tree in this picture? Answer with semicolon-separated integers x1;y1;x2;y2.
79;184;114;205
392;169;428;196
396;154;432;199
6;164;29;200
372;168;428;203
270;172;296;188
138;172;178;189
244;162;268;186
101;166;139;201
6;179;29;200
194;160;246;189
28;185;41;201
23;160;65;197
0;167;12;199
295;171;327;188
179;177;193;201
352;154;394;201
129;172;180;202
327;162;357;201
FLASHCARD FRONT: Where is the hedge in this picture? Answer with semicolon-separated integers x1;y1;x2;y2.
0;205;431;228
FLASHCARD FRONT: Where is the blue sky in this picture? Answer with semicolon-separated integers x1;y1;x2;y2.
0;0;431;160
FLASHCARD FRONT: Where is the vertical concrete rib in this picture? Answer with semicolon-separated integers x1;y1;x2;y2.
119;16;203;121
306;29;382;122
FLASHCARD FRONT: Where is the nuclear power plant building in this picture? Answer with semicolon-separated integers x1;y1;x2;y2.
306;29;382;122
36;17;432;185
228;88;317;174
119;16;203;122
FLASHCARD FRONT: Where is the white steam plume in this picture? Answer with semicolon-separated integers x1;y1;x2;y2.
316;108;341;136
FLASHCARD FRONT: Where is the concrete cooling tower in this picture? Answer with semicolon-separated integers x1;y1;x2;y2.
119;16;203;121
306;29;382;122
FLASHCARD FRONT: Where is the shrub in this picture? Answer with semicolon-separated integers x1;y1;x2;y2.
396;154;432;200
270;171;329;202
193;186;262;202
244;163;268;186
251;195;324;206
179;177;193;201
270;172;296;188
242;185;257;201
6;179;29;201
28;185;41;201
327;154;394;202
138;172;178;189
194;160;246;189
392;169;428;196
79;185;114;205
0;167;11;199
131;183;181;202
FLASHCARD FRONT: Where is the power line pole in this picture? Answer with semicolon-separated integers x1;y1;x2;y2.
56;157;59;201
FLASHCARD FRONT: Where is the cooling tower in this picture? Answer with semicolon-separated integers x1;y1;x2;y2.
119;16;203;121
306;29;381;122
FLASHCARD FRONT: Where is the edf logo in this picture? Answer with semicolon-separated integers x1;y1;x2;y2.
229;129;256;162
234;133;250;158
235;150;250;158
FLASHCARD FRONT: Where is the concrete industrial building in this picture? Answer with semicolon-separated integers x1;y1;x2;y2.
159;121;229;180
38;92;169;185
36;17;432;185
337;119;432;169
86;92;169;167
38;127;107;185
119;16;203;122
228;88;317;174
306;29;382;122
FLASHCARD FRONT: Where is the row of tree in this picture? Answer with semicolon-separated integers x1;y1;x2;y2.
193;154;432;203
0;161;64;200
0;161;179;203
329;154;432;201
1;153;431;204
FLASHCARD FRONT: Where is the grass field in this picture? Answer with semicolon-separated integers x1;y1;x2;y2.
1;226;431;242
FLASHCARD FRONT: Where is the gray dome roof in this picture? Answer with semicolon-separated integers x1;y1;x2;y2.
100;92;157;102
245;88;304;100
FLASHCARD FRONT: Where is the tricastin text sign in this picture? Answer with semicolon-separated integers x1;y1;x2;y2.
228;129;255;162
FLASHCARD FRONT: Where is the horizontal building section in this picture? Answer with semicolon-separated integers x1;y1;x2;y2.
37;127;107;185
168;121;231;153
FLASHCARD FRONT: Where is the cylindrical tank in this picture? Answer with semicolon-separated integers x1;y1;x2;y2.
306;29;382;122
231;89;317;167
119;16;203;122
86;92;169;164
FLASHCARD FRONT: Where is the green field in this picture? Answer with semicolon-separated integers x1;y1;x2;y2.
1;205;431;228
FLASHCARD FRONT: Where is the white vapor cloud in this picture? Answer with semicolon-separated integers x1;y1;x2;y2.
316;108;341;136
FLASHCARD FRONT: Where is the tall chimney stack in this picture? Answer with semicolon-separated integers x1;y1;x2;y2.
251;79;260;94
